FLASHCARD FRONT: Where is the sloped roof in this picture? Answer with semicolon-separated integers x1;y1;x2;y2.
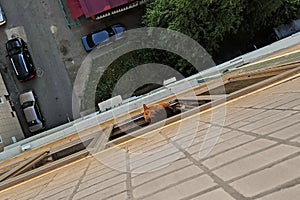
0;62;299;199
67;0;133;19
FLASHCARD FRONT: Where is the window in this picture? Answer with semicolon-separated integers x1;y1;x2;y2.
4;95;9;101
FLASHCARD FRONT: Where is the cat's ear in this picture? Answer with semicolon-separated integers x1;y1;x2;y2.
143;104;149;110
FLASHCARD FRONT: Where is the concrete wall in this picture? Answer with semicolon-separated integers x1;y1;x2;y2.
0;73;24;151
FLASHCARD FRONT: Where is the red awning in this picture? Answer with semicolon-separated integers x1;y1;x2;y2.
67;0;132;20
67;0;84;20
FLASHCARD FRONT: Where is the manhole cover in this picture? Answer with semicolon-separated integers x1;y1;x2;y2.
36;67;44;77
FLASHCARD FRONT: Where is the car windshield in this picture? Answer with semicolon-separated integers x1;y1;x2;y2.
0;11;4;22
107;28;115;37
6;40;22;53
22;101;34;109
27;119;41;126
8;48;21;56
86;35;95;47
112;26;125;34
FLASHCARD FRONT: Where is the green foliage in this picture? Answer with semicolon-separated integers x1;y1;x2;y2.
143;0;245;54
94;0;300;106
95;49;193;105
143;0;300;56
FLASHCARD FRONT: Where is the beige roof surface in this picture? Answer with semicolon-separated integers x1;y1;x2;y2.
0;67;299;199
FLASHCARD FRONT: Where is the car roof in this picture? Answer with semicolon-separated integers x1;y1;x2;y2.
91;30;109;44
23;107;39;122
10;54;29;78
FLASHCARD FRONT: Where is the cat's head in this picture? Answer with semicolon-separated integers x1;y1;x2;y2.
143;104;151;123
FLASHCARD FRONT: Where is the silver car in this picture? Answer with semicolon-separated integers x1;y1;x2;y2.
0;5;6;26
19;90;45;133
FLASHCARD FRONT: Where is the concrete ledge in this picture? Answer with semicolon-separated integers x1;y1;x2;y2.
107;67;300;146
0;32;299;161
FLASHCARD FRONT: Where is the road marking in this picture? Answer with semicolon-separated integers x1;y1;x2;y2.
50;25;57;34
5;26;28;42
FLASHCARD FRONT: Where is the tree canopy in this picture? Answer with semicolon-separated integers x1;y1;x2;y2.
143;0;300;58
94;0;300;107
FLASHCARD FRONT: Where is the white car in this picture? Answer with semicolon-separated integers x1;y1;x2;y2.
19;90;45;133
0;5;6;26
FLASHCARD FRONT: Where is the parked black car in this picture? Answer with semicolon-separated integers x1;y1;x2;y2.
81;24;126;52
6;38;36;82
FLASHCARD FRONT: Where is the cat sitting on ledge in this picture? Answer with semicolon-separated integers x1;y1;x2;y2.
143;103;176;123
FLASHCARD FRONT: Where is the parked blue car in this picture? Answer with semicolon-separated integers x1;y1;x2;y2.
81;24;126;52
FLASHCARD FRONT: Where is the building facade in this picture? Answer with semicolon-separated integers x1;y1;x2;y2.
0;73;24;151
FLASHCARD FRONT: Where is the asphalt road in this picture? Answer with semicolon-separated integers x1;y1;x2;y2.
0;0;75;137
0;0;144;137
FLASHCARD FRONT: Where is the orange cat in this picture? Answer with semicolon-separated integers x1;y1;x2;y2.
143;103;175;123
